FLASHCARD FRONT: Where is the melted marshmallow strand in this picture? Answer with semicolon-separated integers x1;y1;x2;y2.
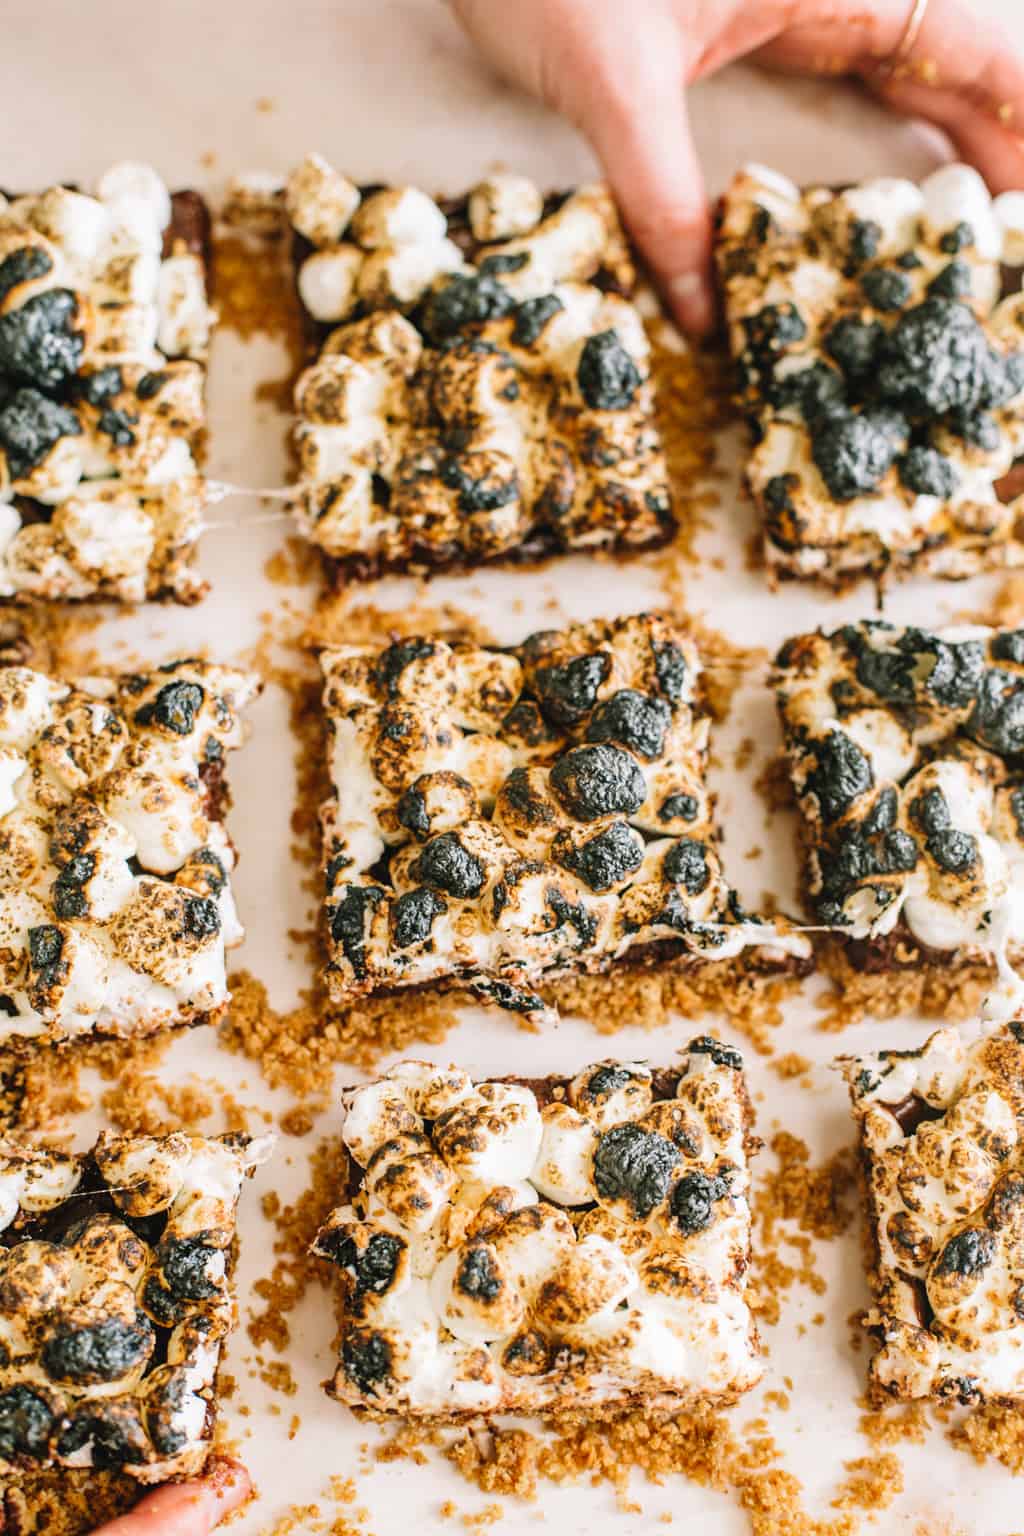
315;1045;760;1416
284;156;675;573
0;163;215;604
0;1131;273;1481
319;612;809;1015
0;658;258;1044
774;620;1024;1020
716;163;1024;586
843;1023;1024;1403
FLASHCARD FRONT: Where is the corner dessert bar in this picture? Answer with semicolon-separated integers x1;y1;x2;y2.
717;162;1024;586
0;1131;272;1498
285;154;675;577
0;163;213;604
774;619;1024;1006
320;612;809;1019
0;657;259;1046
315;1047;760;1415
843;1022;1024;1404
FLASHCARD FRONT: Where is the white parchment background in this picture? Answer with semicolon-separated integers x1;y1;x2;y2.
4;2;1024;1530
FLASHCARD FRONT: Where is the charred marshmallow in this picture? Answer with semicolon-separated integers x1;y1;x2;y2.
0;658;258;1045
317;1044;760;1415
320;614;808;1014
0;1131;271;1480
286;155;673;571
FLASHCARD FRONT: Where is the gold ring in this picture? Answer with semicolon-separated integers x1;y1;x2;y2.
887;0;930;69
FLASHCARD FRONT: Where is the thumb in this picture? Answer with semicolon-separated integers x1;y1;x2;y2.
92;1459;251;1536
584;83;714;336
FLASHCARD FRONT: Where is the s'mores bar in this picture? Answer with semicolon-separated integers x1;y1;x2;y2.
285;156;675;578
320;612;809;1021
774;620;1024;1013
315;1046;760;1416
0;658;259;1047
717;163;1024;586
843;1022;1024;1404
0;163;214;604
0;1130;272;1519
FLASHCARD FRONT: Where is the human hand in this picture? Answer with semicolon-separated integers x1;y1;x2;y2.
90;1459;250;1536
450;0;1024;333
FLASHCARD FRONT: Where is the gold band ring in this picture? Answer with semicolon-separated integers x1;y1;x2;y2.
888;0;930;68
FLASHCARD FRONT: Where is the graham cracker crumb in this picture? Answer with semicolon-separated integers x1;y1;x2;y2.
751;1132;857;1326
248;1137;346;1353
948;1402;1024;1473
830;1454;903;1512
858;1400;929;1449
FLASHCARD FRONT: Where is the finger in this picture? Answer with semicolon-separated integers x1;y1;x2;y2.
585;83;715;335
754;0;1024;193
92;1460;251;1536
868;0;1024;191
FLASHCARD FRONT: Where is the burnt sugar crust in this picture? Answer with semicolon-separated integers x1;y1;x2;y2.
0;165;214;605
316;1044;761;1417
773;619;1024;1005
320;612;810;1020
284;157;676;577
0;657;259;1048
0;1131;272;1510
842;1022;1024;1404
716;163;1024;587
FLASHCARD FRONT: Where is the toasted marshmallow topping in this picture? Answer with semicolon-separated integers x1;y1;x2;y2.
286;155;673;571
0;1131;272;1480
320;614;808;1015
316;1045;760;1415
717;163;1024;587
0;163;213;604
0;658;258;1044
843;1023;1024;1402
774;621;1024;1007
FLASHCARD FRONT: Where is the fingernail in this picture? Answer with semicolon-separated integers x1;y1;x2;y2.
669;273;703;302
668;272;715;336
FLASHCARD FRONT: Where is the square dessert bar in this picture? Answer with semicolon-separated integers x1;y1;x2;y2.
774;619;1024;1004
284;155;675;577
0;1130;272;1502
0;163;214;604
0;657;259;1047
314;1046;761;1416
716;162;1024;586
320;612;809;1020
842;1022;1024;1404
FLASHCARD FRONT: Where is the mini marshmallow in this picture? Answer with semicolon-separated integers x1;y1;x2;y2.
286;153;360;247
569;1061;653;1130
96;162;172;235
469;175;544;243
351;187;448;249
342;1080;423;1167
433;1084;544;1186
365;1133;454;1234
535;1233;637;1332
384;1061;476;1119
530;1103;599;1205
30;187;110;271
298;245;363;323
432;1240;525;1344
356;239;465;309
921;163;1002;260
156;255;212;357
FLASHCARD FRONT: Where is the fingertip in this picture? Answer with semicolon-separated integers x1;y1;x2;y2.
667;270;717;337
205;1456;253;1514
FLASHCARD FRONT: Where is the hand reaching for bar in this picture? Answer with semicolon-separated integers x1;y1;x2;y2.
89;1459;250;1535
450;0;1024;332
